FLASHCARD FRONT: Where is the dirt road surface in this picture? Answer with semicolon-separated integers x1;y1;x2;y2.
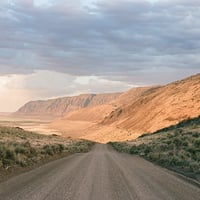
0;144;199;200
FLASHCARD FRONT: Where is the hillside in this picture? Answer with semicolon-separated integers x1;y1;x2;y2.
61;104;114;122
113;86;155;106
15;93;121;118
102;73;200;136
49;87;155;141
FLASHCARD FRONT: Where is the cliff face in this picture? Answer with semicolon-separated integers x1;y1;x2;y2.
15;93;121;118
102;73;200;135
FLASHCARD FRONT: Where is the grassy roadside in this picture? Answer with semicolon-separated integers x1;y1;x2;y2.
0;126;95;182
109;116;200;182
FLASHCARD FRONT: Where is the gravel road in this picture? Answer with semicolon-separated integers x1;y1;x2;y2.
0;144;199;200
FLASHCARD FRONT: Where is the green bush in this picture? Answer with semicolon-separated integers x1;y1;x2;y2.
192;132;199;138
5;149;15;161
189;162;200;173
148;152;160;161
43;145;54;156
173;138;183;148
0;146;6;158
15;147;26;154
129;145;138;154
194;139;200;147
29;147;38;156
144;146;152;154
169;156;184;166
58;144;65;152
187;147;196;155
2;159;14;167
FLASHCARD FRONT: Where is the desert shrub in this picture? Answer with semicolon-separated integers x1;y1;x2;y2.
18;160;28;167
137;143;146;151
187;147;196;155
178;151;189;160
148;152;160;161
14;145;37;158
5;149;15;161
0;160;3;168
0;146;6;159
156;153;171;165
194;139;200;148
192;132;199;138
129;145;138;154
29;147;38;156
195;152;200;161
173;138;183;148
165;140;172;145
57;144;65;152
2;159;14;167
51;145;59;154
168;134;174;139
182;140;189;147
169;156;184;166
109;142;129;153
43;145;54;156
71;144;89;153
15;147;27;154
189;162;200;173
174;129;183;136
144;146;152;154
23;141;31;148
158;144;168;151
0;149;17;168
167;143;175;150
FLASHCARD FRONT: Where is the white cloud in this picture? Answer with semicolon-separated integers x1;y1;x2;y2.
0;74;35;112
146;0;159;3
33;0;55;7
0;77;9;90
0;70;134;111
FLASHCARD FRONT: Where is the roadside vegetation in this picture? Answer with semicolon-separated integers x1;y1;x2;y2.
109;115;200;181
0;126;94;179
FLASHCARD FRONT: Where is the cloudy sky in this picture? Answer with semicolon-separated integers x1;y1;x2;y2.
0;0;200;111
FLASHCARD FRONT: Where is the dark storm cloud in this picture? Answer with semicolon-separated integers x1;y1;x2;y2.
0;0;199;81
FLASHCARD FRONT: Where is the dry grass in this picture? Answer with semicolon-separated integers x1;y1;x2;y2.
0;126;94;174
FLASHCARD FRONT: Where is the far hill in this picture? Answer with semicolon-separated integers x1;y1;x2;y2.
15;93;121;118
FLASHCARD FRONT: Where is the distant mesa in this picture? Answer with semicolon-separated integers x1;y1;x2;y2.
15;93;122;118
